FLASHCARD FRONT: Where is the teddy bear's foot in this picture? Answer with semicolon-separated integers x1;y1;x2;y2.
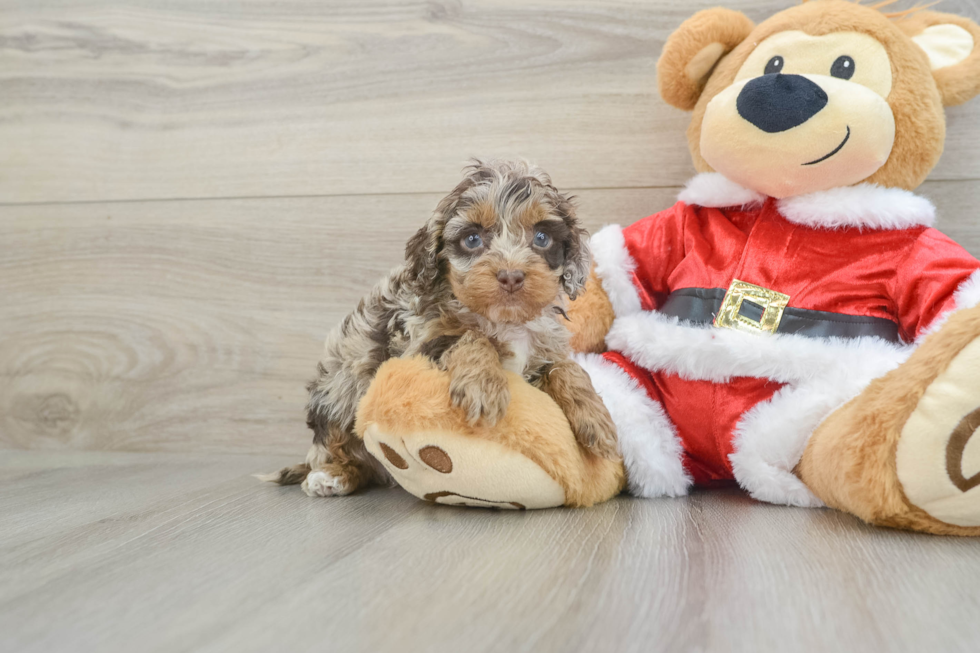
362;425;566;509
800;304;980;535
895;328;980;529
354;356;624;509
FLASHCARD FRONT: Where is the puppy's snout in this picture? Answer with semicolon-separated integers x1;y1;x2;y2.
736;74;828;133
496;269;525;293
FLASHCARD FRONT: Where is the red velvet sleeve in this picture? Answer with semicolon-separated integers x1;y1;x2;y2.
620;203;689;310
889;228;980;340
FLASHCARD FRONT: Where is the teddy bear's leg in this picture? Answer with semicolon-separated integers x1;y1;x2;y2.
354;356;625;509
798;304;980;535
573;352;693;498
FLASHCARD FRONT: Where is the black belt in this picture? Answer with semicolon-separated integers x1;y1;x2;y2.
660;288;901;343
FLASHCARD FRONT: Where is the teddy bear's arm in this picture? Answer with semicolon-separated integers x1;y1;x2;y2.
568;207;691;354
888;229;980;339
566;270;616;353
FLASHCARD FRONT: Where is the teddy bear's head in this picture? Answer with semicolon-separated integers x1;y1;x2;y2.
658;0;980;198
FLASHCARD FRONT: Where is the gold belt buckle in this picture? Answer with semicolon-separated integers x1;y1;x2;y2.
713;279;790;335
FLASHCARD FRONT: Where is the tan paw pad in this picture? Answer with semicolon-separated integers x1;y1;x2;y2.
897;337;980;527
360;424;565;509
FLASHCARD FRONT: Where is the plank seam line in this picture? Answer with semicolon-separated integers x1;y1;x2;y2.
0;186;688;208
1;179;977;208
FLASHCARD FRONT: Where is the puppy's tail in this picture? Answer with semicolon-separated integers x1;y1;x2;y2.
254;463;311;486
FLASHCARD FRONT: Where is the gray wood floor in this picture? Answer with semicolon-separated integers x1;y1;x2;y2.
3;0;980;457
2;450;980;653
4;1;980;651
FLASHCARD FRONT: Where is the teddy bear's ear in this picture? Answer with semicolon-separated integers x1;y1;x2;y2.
657;8;755;111
898;11;980;106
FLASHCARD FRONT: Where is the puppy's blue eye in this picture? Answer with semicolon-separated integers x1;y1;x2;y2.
463;233;483;250
533;231;552;248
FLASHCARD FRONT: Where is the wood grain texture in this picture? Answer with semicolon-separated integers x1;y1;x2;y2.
2;450;980;653
1;0;979;204
0;187;678;453
3;183;980;454
4;3;980;650
3;0;980;455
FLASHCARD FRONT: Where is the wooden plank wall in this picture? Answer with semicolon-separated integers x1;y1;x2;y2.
2;0;980;454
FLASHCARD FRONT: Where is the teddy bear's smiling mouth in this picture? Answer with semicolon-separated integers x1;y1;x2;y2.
802;126;851;166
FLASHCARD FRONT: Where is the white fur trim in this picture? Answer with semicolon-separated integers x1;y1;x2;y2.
953;269;980;311
678;172;764;208
605;309;917;506
921;270;980;338
778;184;936;231
678;173;936;230
575;353;691;498
606;310;912;385
729;378;876;509
589;225;642;317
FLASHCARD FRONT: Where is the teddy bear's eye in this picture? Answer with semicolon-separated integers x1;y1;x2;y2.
764;56;784;75
831;55;855;80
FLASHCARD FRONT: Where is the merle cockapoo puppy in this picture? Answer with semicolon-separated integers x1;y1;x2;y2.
265;159;618;497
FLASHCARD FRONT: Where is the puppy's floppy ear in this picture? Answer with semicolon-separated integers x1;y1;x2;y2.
898;11;980;107
406;173;474;291
549;192;591;300
657;8;755;111
404;216;441;292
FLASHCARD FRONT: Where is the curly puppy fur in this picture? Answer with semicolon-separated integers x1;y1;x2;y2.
264;159;618;497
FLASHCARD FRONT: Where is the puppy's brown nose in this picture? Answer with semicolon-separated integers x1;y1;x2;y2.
497;269;525;293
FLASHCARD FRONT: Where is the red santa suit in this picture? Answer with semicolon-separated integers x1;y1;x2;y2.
577;173;980;507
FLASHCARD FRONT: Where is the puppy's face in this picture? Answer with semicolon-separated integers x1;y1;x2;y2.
445;191;572;323
406;161;590;324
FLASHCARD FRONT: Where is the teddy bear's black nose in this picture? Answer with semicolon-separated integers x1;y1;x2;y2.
736;74;828;133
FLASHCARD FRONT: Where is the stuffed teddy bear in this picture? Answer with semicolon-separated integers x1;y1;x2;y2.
355;0;980;535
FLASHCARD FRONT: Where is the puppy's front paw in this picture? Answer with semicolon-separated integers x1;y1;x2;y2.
568;406;619;460
450;373;510;426
302;470;352;497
